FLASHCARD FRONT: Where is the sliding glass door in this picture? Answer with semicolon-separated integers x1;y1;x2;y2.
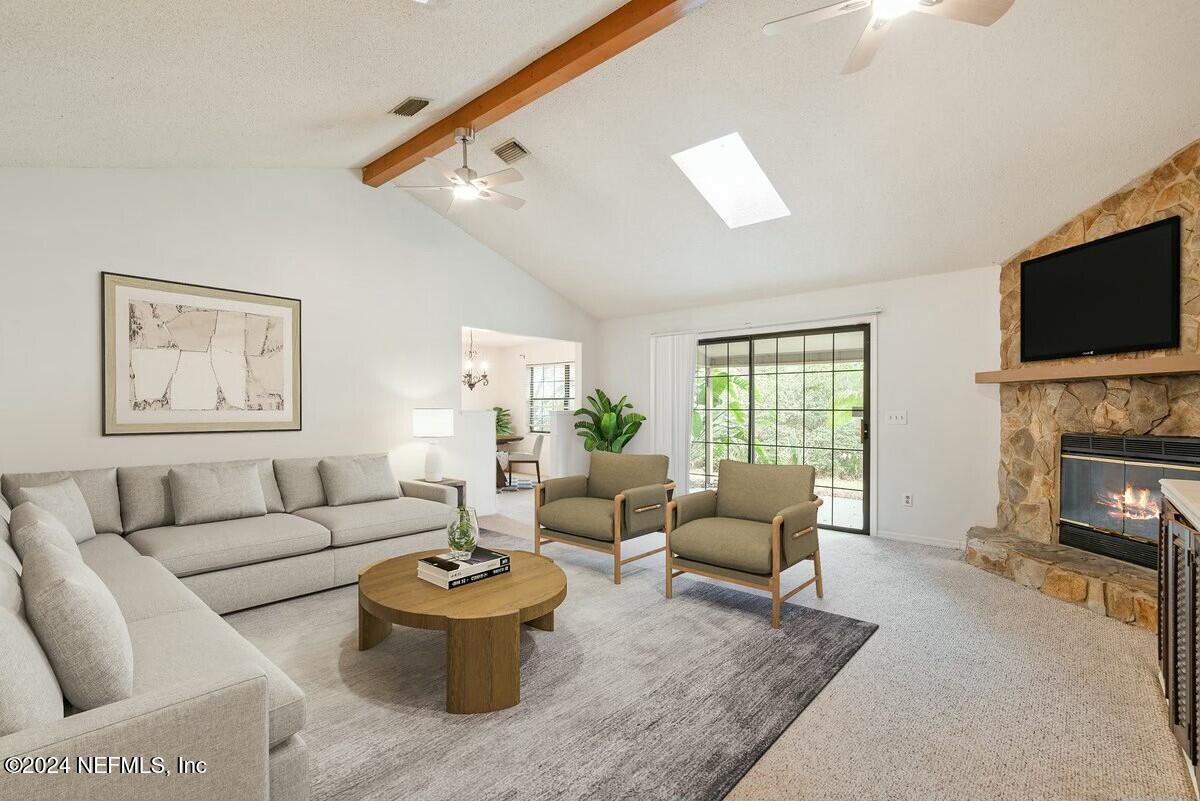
691;324;870;534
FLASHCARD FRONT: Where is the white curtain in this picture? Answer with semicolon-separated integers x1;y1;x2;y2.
651;332;698;496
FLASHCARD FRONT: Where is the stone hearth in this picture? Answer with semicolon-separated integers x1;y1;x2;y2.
966;528;1157;631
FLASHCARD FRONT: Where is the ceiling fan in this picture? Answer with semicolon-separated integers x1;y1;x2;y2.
394;127;526;211
763;0;1014;73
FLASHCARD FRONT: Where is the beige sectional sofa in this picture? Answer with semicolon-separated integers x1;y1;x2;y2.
0;454;457;801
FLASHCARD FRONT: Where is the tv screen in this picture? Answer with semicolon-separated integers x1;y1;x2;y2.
1020;216;1180;362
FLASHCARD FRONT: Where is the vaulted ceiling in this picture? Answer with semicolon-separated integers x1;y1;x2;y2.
5;1;1200;319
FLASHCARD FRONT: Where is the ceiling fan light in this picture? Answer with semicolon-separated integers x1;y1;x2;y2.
452;184;482;201
872;0;919;19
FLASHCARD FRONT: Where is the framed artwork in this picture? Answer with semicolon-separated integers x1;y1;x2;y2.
102;272;301;435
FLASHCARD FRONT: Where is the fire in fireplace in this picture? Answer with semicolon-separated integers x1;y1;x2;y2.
1059;433;1200;568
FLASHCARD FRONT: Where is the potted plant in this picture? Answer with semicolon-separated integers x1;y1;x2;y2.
573;389;645;453
493;407;513;436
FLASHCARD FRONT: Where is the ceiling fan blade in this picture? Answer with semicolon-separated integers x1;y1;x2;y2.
913;0;1014;26
423;156;463;185
472;168;524;189
395;185;452;191
763;0;871;36
480;190;525;210
843;14;892;73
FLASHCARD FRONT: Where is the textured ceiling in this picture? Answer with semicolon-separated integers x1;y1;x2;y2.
5;1;1200;319
413;0;1200;317
0;0;624;167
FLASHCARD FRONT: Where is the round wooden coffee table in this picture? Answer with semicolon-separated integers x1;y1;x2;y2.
357;549;567;714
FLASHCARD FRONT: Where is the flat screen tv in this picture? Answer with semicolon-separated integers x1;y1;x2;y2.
1020;216;1181;362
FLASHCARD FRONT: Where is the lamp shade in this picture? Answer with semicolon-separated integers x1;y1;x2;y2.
412;408;454;438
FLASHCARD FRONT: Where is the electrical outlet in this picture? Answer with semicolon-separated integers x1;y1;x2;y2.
902;493;914;507
886;411;908;425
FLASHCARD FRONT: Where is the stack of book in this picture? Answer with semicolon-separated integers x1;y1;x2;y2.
417;547;511;589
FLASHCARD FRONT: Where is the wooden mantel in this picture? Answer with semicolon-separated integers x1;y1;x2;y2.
975;355;1200;384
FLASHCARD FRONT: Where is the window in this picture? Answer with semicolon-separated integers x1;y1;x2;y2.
691;326;869;533
528;362;575;433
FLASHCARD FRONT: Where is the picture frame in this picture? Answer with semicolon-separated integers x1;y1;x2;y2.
102;272;301;435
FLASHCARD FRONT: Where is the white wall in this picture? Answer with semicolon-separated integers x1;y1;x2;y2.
597;265;1001;549
0;168;597;509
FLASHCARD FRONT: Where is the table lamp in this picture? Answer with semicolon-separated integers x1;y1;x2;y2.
412;408;454;482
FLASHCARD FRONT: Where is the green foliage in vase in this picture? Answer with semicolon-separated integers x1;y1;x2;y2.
447;507;478;552
493;407;513;436
573;389;646;453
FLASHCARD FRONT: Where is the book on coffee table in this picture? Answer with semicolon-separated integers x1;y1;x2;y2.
417;563;510;589
417;547;511;589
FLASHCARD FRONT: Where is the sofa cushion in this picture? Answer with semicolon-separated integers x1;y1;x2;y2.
670;516;775;575
2;468;122;535
117;459;285;533
318;455;399;506
127;513;331;577
715;460;815;523
538;497;615;542
9;503;82;562
169;463;268;526
128;608;305;747
295;498;455;547
0;583;64;736
21;544;133;710
274;457;327;513
586;451;669;500
12;478;96;543
80;533;207;623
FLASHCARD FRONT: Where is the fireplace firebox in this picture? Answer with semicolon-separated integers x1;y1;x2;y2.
1059;433;1200;568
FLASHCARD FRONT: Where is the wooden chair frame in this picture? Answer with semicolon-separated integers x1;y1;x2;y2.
534;482;675;584
665;497;824;629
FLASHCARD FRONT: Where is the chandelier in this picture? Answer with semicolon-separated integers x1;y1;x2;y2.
462;330;489;391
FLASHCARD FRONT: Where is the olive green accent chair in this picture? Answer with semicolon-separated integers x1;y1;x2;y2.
666;460;824;629
534;452;674;584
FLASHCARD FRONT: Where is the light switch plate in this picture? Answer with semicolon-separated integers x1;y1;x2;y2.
886;411;908;425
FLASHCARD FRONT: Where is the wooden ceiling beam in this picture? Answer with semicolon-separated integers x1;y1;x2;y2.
361;0;706;187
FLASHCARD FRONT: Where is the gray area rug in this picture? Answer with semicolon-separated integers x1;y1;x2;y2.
227;530;877;801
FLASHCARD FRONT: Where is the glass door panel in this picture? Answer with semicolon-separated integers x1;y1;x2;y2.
696;324;869;534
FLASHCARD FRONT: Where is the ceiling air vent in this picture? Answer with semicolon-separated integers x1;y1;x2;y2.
390;97;431;117
492;138;530;165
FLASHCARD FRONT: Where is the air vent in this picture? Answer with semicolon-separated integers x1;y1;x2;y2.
390;97;431;117
1165;441;1200;462
1124;439;1164;456
492;138;530;165
1089;436;1125;455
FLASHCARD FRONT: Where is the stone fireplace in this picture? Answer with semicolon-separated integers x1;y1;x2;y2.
966;137;1200;631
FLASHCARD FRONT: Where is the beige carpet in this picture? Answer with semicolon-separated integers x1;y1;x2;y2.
482;500;1194;800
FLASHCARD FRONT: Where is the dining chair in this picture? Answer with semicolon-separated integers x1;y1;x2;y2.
507;434;545;483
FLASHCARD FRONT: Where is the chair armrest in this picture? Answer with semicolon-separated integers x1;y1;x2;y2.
399;480;456;506
671;490;718;529
775;497;823;568
538;475;588;505
0;665;271;801
621;483;669;536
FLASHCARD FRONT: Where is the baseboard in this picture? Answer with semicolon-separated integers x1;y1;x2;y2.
872;528;966;550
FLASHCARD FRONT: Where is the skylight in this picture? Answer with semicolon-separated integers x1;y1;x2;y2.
670;133;790;229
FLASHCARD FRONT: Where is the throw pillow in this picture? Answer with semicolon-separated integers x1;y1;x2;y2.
318;455;399;506
9;503;82;562
13;478;96;543
20;544;133;710
168;463;268;526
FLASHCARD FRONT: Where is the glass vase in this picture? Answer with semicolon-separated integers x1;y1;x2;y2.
446;507;479;560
